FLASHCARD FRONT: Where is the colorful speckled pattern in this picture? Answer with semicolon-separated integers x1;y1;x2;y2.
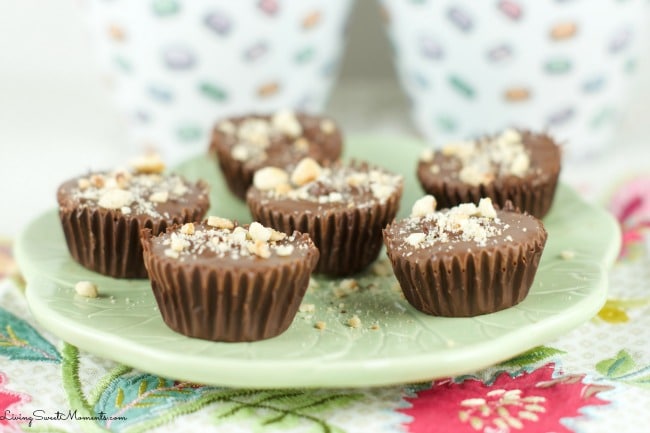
81;0;353;162
381;0;648;159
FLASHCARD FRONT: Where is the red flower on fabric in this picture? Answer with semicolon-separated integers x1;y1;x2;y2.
400;364;612;433
608;176;650;259
0;372;31;433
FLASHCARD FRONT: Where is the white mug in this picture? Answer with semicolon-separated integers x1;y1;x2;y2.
381;0;649;159
81;0;354;163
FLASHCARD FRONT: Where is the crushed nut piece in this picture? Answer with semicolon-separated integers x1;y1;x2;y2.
129;153;165;174
120;206;132;215
275;244;294;256
249;222;272;242
370;324;380;331
253;167;290;190
339;279;358;291
90;174;105;188
299;303;316;313
207;216;234;230
164;248;180;259
293;137;310;151
320;119;336;134
271;109;302;137
370;184;393;201
411;195;437;217
477;197;497;219
560;250;575;260
429;164;440;174
269;229;287;241
248;239;271;258
180;223;195;235
371;260;392;277
291;157;322;187
347;315;362;328
77;178;90;190
231;144;249;161
217;120;236;135
98;189;133;209
419;149;434;163
75;281;98;298
315;321;327;330
406;232;426;246
114;171;131;189
170;234;189;252
149;191;169;203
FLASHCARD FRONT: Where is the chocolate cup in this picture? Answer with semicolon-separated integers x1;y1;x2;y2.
247;187;403;277
416;131;561;218
141;231;319;342
58;205;208;279
383;216;548;317
209;113;343;201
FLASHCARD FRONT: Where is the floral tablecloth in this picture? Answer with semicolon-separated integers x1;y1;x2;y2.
1;173;649;433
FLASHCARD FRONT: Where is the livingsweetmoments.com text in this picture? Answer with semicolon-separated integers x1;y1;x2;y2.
1;409;127;426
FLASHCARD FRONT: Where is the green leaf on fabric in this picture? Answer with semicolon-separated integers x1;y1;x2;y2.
498;346;566;368
212;389;363;433
0;307;60;363
596;350;635;378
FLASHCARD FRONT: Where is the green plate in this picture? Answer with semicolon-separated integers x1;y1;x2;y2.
15;136;620;388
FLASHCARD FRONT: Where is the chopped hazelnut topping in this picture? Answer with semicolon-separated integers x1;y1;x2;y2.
217;120;236;135
411;195;437;217
275;244;294;256
269;229;287;241
271;109;302;138
77;178;90;190
299;303;316;313
207;216;234;230
320;119;336;134
315;321;327;330
180;223;195;235
164;248;180;259
98;189;133;209
406;232;426;246
253;167;290;190
75;281;98;298
346;173;368;187
149;191;169;203
560;250;575;260
231;144;249;161
370;184;393;201
249;221;272;242
477;197;497;219
90;174;105;188
430;164;440;174
114;171;131;189
291;157;322;187
293;137;310;151
248;239;271;258
170;234;189;252
129;153;165;174
231;226;248;243
347;315;362;328
419;149;435;163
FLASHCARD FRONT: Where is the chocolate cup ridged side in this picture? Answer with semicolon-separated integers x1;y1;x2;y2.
417;170;560;219
384;227;548;317
142;243;318;342
213;142;252;200
59;205;208;279
248;191;402;276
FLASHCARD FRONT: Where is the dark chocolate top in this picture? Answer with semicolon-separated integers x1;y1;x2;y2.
417;129;561;188
246;159;404;213
145;219;318;269
57;161;209;221
384;197;545;258
210;110;342;171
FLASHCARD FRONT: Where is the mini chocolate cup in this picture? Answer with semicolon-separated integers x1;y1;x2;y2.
141;230;319;342
247;187;403;277
383;216;547;317
209;113;343;201
416;131;561;218
58;205;208;279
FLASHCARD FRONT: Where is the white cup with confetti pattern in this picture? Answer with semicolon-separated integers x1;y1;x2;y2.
381;0;648;159
82;0;354;163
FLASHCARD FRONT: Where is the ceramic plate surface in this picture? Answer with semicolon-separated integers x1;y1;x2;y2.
15;136;620;388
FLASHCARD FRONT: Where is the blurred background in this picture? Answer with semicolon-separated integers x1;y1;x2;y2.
1;0;649;237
